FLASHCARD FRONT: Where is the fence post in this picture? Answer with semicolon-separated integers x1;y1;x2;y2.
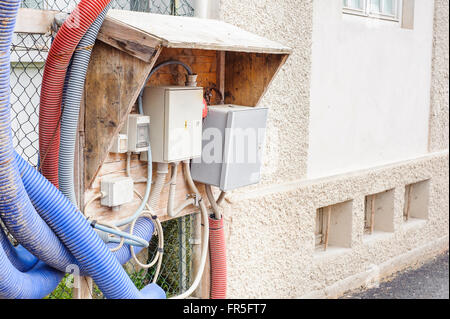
73;277;93;299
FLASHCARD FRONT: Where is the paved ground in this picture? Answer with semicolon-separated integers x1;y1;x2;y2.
343;251;449;299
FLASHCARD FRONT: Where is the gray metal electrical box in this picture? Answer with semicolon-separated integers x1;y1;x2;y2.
191;105;268;192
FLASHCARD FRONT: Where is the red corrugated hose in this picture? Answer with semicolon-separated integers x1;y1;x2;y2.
209;216;227;299
39;0;111;187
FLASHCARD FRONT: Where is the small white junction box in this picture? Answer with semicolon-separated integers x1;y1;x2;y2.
141;86;203;163
110;134;128;154
101;176;134;208
120;114;151;153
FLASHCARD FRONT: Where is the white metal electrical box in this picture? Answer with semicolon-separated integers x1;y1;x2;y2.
120;114;150;153
141;86;204;163
101;176;134;207
191;105;269;192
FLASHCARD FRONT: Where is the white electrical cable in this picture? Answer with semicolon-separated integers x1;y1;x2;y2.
129;211;164;282
170;161;209;300
205;184;221;219
167;162;179;217
149;163;169;211
132;190;164;283
216;191;227;206
83;193;103;216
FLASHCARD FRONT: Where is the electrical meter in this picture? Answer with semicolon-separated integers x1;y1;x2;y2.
141;86;204;163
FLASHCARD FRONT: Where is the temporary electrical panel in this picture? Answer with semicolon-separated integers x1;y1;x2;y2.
120;114;150;153
101;176;134;208
191;105;269;192
141;86;204;163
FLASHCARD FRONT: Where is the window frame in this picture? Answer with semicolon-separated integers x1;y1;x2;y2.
343;0;402;22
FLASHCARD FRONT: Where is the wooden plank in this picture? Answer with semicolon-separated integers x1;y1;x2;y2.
74;90;85;208
83;41;161;188
225;52;289;107
97;17;163;63
199;251;211;299
73;277;93;299
148;48;218;89
84;155;207;224
83;46;217;225
106;9;292;54
15;8;56;34
216;51;225;103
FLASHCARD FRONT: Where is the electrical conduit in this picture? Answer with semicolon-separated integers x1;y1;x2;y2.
1;0;164;299
39;0;111;187
208;216;227;299
205;185;227;299
15;152;166;299
59;4;111;205
1;0;76;275
0;228;38;272
0;0;64;298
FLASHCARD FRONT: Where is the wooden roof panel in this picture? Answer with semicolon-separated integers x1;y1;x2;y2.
106;9;292;54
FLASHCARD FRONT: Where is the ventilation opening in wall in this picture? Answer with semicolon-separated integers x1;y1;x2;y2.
315;201;353;253
403;180;431;222
364;189;395;236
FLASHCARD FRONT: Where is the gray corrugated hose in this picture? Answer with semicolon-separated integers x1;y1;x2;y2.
58;5;111;205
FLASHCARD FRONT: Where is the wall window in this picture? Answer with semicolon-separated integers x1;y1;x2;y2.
343;0;401;21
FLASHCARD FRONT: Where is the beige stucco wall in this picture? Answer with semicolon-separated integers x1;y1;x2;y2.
429;0;449;152
217;0;449;298
219;0;313;184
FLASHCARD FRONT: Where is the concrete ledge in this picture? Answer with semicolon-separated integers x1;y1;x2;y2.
232;150;449;202
301;235;449;299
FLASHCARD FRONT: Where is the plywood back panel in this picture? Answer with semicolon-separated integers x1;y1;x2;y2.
148;48;218;90
225;52;288;107
83;41;160;188
83;47;288;223
85;153;205;224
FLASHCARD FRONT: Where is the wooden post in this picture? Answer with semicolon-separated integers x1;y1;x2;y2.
72;78;92;300
216;51;225;104
192;211;209;298
83;43;161;188
179;217;188;292
15;8;56;34
73;277;94;299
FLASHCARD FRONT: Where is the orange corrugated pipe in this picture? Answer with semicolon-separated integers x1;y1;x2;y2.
205;185;227;299
39;0;111;187
208;215;227;299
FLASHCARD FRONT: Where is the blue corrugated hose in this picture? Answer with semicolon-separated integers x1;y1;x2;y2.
0;0;165;299
0;0;64;298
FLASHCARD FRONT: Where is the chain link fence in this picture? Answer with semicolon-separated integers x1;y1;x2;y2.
20;0;194;15
12;0;194;167
115;214;194;299
45;214;195;299
6;0;197;299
